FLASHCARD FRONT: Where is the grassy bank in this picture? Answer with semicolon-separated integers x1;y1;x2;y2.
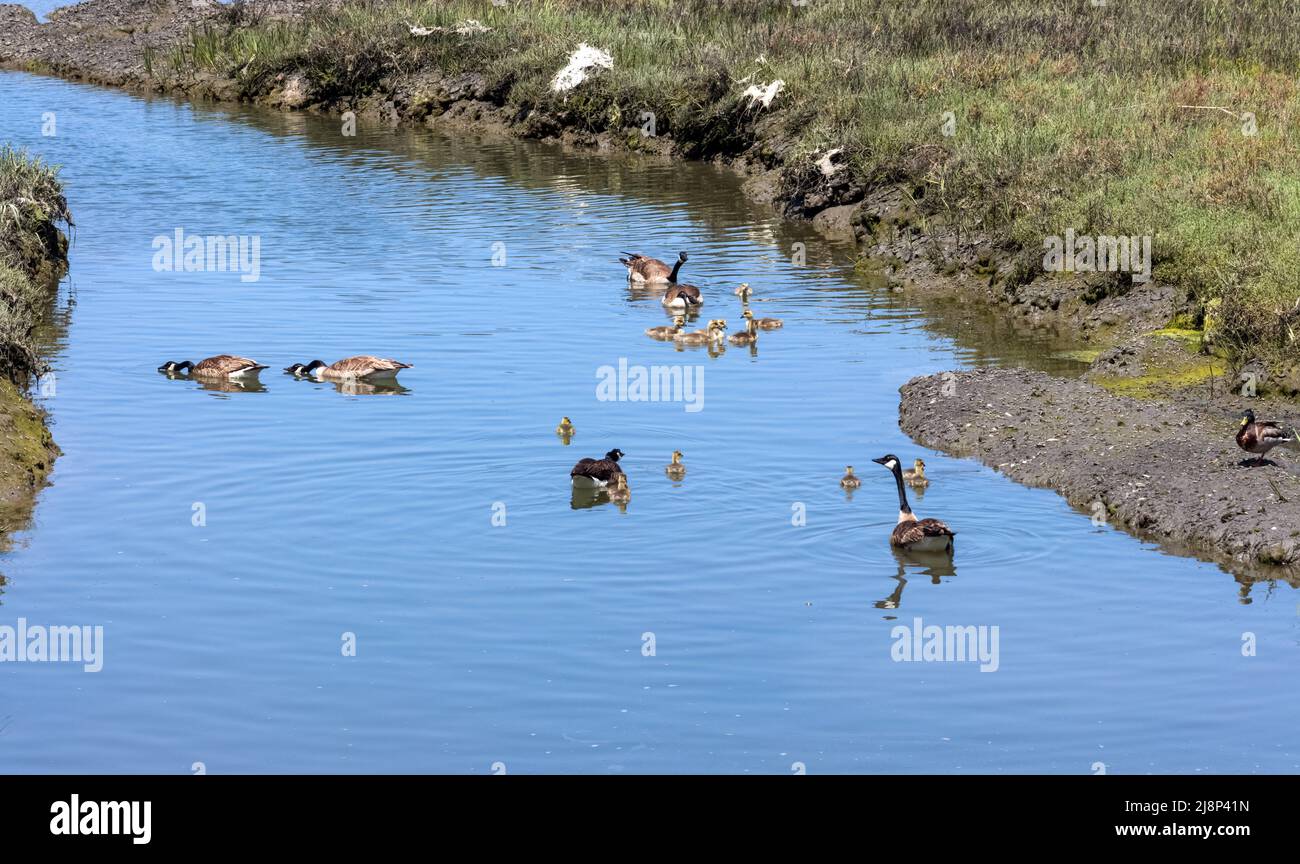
0;145;69;530
177;0;1300;370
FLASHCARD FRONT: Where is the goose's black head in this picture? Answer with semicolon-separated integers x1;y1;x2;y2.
158;360;192;373
284;363;305;375
605;449;625;462
677;252;688;262
872;454;902;473
1240;408;1256;427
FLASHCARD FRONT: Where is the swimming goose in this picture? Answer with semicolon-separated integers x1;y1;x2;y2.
734;282;752;301
571;448;625;488
840;465;861;489
1236;409;1299;466
665;450;686;479
673;320;721;346
646;316;686;340
158;355;269;379
662;281;703;310
290;356;412;381
727;312;758;345
607;473;631;504
752;312;784;329
872;454;955;553
620;251;687;283
556;416;575;436
902;458;929;487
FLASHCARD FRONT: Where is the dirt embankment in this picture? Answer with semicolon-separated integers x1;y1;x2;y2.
899;368;1300;578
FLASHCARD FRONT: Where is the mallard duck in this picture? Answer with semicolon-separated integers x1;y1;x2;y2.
607;472;631;503
665;450;686;479
1236;409;1298;466
662;281;703;311
646;316;685;340
872;454;955;553
159;355;269;379
620;251;687;283
728;311;758;345
840;465;861;489
288;356;412;381
556;416;575;436
571;448;625;488
902;458;928;487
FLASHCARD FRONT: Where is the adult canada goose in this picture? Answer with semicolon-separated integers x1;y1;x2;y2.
289;356;412;381
556;416;575;437
1236;409;1299;466
665;450;686;479
646;316;685;340
620;251;687;283
728;312;758;345
571;448;625;488
662;281;703;311
840;466;861;489
872;454;955;553
158;355;269;379
903;458;929;487
607;473;631;504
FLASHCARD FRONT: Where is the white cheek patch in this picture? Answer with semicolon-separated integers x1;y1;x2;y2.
886;459;899;469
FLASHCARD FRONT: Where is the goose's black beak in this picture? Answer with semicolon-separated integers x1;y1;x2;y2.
871;456;889;465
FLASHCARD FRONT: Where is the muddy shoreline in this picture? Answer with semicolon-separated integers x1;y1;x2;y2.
900;368;1300;580
3;0;1295;574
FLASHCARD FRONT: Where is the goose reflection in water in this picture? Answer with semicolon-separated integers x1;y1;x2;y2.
570;486;628;513
874;547;957;610
328;379;409;396
158;369;267;394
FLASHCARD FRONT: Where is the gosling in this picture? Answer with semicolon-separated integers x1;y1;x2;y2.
665;450;686;479
840;466;861;489
903;458;928;488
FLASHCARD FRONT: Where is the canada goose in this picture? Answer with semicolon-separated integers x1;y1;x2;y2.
872;454;955;553
734;282;752;301
646;316;686;340
158;355;269;379
1236;409;1299;466
665;450;686;479
728;312;758;345
673;320;721;346
290;356;412;381
556;416;575;436
840;466;861;489
903;458;929;487
752;313;784;330
662;281;703;310
607;473;631;503
620;251;687;283
571;448;625;488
